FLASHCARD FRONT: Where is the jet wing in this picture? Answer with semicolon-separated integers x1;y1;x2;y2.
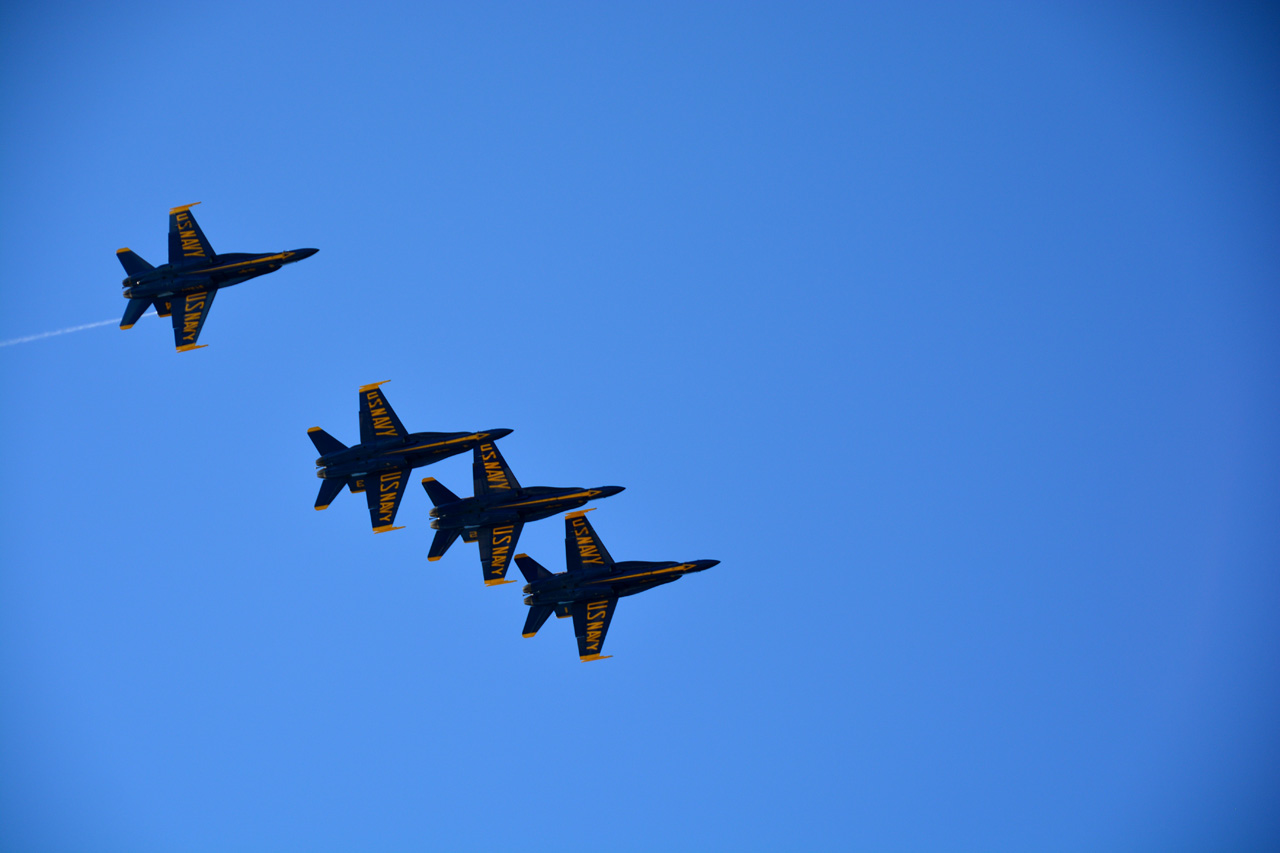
168;203;215;265
572;597;618;661
365;467;410;533
479;521;523;585
565;510;614;573
171;287;216;352
472;440;521;497
358;381;407;444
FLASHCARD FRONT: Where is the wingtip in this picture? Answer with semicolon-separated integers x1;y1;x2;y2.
372;525;405;534
358;380;390;392
116;247;131;254
307;427;322;434
514;553;529;560
484;579;516;586
565;508;597;519
119;323;134;330
169;202;201;214
427;555;442;562
175;344;208;352
522;632;537;638
314;505;329;511
579;654;613;662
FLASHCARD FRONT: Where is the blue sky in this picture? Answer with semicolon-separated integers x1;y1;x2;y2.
1;2;1278;850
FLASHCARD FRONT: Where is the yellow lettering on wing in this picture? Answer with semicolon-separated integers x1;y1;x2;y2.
570;516;605;564
478;444;511;490
489;525;516;569
584;599;610;652
181;293;207;342
377;469;403;523
365;394;399;436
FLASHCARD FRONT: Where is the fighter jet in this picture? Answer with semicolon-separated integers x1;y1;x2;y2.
421;440;624;586
116;203;317;351
308;381;512;533
515;510;719;661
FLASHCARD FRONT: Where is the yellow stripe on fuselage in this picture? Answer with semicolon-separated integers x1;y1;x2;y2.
502;492;592;510
596;563;695;584
396;434;481;454
186;253;290;275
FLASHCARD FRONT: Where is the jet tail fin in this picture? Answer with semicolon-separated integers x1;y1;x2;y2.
307;427;347;456
120;297;151;330
314;477;344;510
515;553;553;584
116;248;153;276
428;528;460;562
421;477;461;507
522;604;555;638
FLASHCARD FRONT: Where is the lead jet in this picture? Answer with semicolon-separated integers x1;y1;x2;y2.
116;203;317;352
309;381;512;533
515;510;719;661
421;440;624;586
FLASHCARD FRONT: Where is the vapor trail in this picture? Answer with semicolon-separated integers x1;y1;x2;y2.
0;311;158;348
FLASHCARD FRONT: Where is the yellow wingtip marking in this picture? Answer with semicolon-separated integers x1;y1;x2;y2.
307;427;322;434
358;380;390;392
484;579;516;586
427;555;442;562
514;553;529;559
175;344;208;352
372;525;405;534
314;505;329;511
168;202;201;214
422;477;436;484
119;323;134;330
116;247;131;254
522;632;537;638
565;508;597;519
579;654;613;662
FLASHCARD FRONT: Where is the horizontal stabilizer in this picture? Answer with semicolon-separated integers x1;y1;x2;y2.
307;427;347;456
120;297;151;330
522;604;554;638
116;248;154;276
428;528;459;562
515;553;553;584
315;477;344;510
421;477;461;507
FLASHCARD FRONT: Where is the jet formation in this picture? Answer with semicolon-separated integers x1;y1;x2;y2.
308;381;718;660
116;203;317;351
114;203;719;661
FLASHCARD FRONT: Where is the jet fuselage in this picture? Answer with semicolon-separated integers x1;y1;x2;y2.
429;485;625;532
122;248;318;301
522;558;720;607
316;428;512;481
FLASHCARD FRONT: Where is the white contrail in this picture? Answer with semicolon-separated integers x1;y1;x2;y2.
0;311;158;348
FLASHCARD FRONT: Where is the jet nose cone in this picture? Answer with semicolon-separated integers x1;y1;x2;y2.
695;559;720;571
291;248;319;261
598;486;626;498
482;428;513;441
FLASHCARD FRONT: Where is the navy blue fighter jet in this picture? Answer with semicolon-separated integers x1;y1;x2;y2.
421;439;624;586
116;203;317;351
515;510;719;661
309;381;512;533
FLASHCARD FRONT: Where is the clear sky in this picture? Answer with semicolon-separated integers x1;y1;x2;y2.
2;2;1278;850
